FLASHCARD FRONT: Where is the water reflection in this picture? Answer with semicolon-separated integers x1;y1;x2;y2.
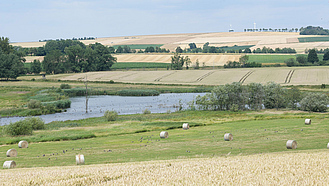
0;93;205;126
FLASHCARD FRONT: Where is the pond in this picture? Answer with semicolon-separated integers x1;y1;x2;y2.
0;93;206;126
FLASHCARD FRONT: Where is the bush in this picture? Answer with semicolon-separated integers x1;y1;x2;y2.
143;109;151;114
27;99;42;109
300;92;329;112
60;84;71;89
26;117;45;130
5;120;33;136
104;110;118;121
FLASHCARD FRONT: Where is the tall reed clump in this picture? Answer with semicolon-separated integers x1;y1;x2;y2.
4;117;45;136
104;110;118;121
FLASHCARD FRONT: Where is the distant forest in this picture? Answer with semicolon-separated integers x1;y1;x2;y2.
300;26;329;35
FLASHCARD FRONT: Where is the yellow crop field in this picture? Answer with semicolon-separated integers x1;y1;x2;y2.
28;67;329;86
1;150;329;185
114;54;241;66
12;32;329;53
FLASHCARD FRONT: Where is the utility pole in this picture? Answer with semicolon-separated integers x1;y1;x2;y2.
84;75;88;113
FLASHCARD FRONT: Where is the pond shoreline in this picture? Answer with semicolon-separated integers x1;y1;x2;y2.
0;93;206;126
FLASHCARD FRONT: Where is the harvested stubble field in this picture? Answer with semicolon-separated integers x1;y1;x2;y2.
114;53;241;67
21;66;329;86
13;32;329;53
1;150;329;185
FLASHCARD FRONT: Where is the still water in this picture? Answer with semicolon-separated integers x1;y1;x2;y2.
0;93;206;126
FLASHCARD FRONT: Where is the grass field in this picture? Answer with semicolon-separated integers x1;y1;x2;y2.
247;54;296;64
1;109;329;186
112;44;163;49
220;45;255;51
298;37;329;43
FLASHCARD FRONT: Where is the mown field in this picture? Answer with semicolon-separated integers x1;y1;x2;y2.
0;110;328;168
1;110;329;185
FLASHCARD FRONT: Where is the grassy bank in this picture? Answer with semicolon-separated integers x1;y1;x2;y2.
0;110;328;168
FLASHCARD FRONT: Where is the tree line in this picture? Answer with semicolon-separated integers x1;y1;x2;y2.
193;82;328;112
285;49;329;67
244;28;300;32
176;43;297;54
39;37;96;42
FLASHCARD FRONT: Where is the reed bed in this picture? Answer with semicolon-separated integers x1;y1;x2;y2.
1;150;329;185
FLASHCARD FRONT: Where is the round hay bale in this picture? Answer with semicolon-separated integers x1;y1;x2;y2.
224;133;233;141
305;119;311;125
18;140;28;148
160;131;169;139
286;140;297;149
182;123;189;130
327;143;329;149
76;154;85;165
6;149;17;157
3;161;16;169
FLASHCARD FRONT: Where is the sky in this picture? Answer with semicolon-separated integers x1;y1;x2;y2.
1;0;329;42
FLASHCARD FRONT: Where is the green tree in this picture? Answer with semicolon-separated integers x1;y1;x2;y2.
296;55;307;64
175;46;183;53
323;51;329;61
116;46;123;53
247;83;264;110
285;58;297;67
286;86;302;110
42;50;65;74
0;51;26;80
65;45;85;72
30;59;42;74
0;37;14;54
300;92;328;112
263;82;287;109
185;56;191;69
171;53;189;70
308;49;319;63
89;43;116;71
145;46;155;53
188;43;197;49
123;45;131;53
239;55;249;66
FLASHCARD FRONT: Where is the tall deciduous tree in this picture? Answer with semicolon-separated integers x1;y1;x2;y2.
175;46;183;53
30;59;42;74
0;51;25;79
0;37;14;54
307;49;319;63
323;51;329;61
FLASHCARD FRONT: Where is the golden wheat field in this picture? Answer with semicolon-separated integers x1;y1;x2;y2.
113;53;241;67
1;150;329;185
12;32;329;53
22;66;329;86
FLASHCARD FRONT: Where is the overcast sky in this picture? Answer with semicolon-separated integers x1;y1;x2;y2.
1;0;329;42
